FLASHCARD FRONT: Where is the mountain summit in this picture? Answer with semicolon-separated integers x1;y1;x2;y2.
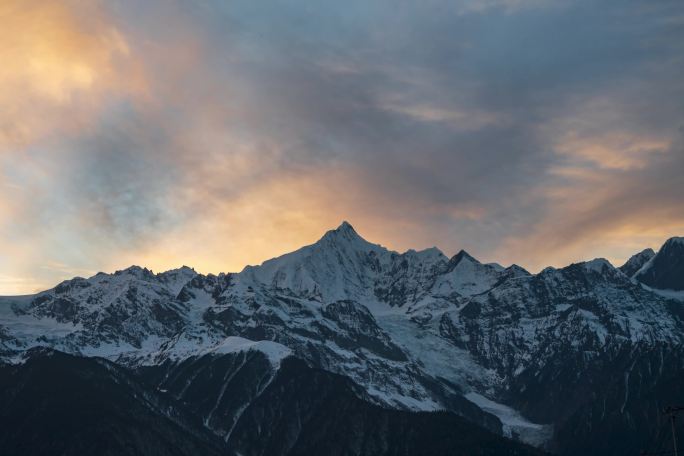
619;248;656;277
635;237;684;290
322;220;362;240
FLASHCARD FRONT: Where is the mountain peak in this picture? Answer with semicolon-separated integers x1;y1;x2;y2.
338;220;355;231
663;236;684;248
161;265;196;275
320;221;367;245
331;221;358;236
114;265;155;280
505;264;531;277
619;248;656;277
635;236;684;291
582;258;614;273
449;249;479;267
157;266;198;295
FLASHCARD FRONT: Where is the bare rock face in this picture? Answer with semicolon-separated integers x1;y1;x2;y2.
635;237;684;291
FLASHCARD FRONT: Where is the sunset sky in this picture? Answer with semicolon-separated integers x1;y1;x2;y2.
1;0;683;294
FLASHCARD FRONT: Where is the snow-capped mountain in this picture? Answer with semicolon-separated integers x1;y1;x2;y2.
1;222;683;456
635;237;684;291
619;248;655;277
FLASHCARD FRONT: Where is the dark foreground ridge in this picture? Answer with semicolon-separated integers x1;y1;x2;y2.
0;349;544;456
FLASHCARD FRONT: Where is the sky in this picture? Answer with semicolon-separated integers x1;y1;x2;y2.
1;0;683;294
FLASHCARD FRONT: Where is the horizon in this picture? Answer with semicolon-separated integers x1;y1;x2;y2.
2;0;684;294
2;220;678;296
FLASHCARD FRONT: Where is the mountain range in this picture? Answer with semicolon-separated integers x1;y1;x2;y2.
1;222;683;456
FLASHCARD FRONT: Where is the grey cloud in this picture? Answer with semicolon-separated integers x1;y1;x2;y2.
127;0;684;256
6;0;683;287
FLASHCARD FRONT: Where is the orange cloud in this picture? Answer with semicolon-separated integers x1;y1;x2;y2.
0;0;145;150
379;101;504;131
555;131;670;171
100;165;371;275
543;94;674;172
494;162;684;271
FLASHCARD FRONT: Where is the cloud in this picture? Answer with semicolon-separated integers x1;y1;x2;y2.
0;0;146;152
457;0;552;14
1;0;683;293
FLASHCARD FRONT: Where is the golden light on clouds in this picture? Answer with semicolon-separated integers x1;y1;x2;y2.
0;0;682;295
0;0;143;150
555;131;671;171
494;162;684;272
104;166;381;276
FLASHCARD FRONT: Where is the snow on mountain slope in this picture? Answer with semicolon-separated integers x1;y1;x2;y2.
373;247;450;307
1;224;683;451
238;222;521;308
439;258;684;379
194;286;457;414
619;248;655;277
465;392;553;446
158;266;199;295
635;236;684;290
205;336;291;364
239;222;392;302
431;250;514;298
0;265;200;361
